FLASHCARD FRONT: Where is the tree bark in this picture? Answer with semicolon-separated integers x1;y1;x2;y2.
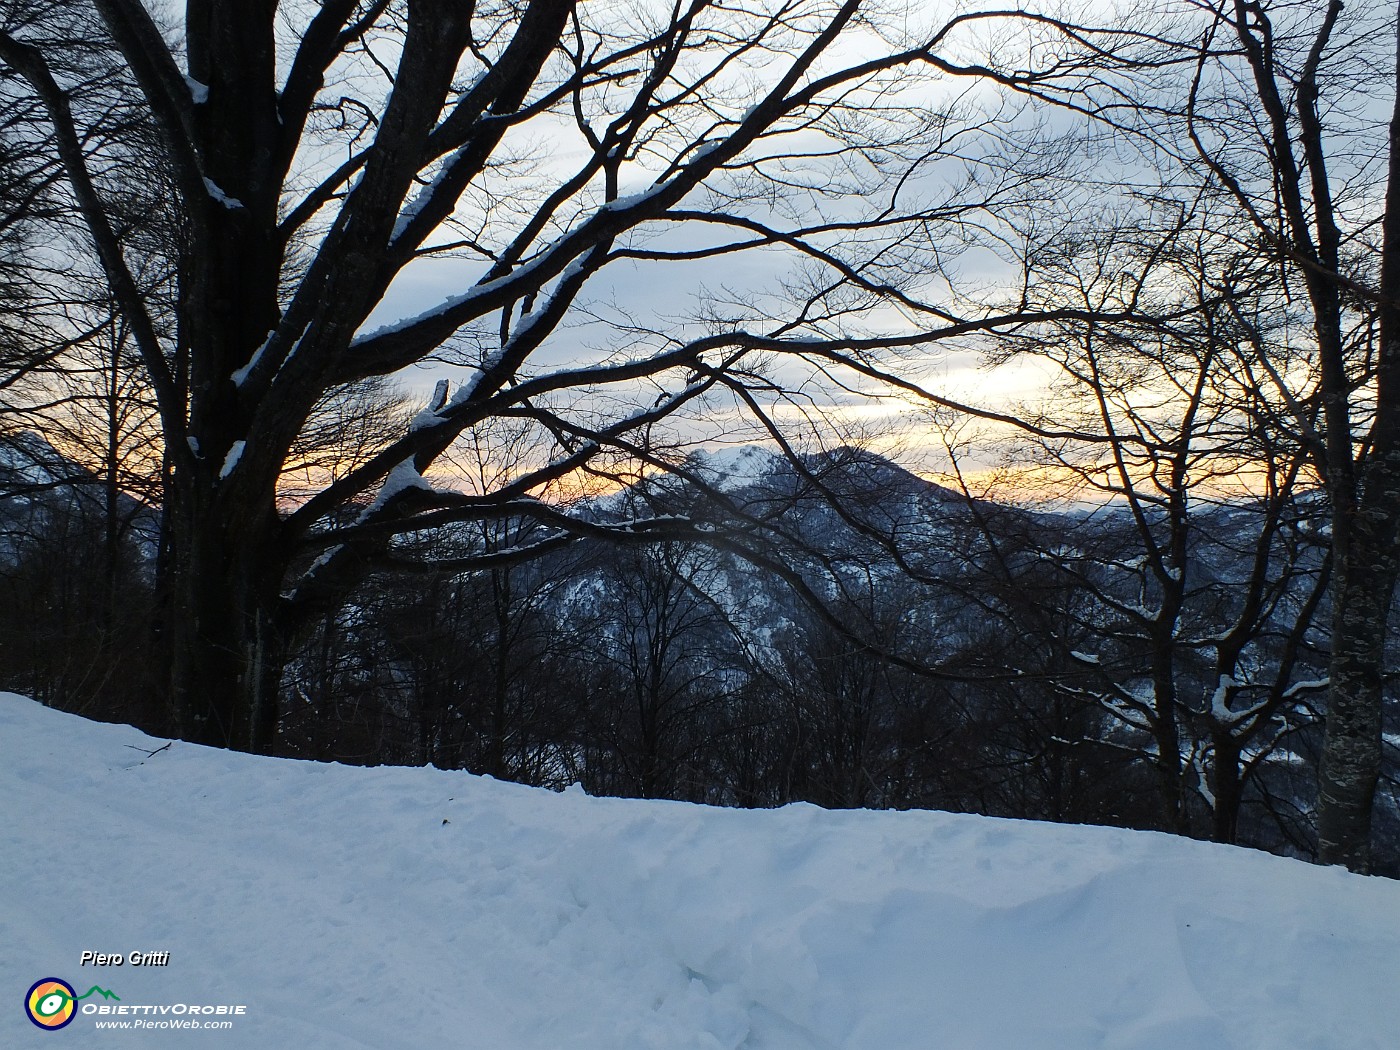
1315;3;1400;870
1318;457;1400;869
1210;735;1242;845
163;473;286;752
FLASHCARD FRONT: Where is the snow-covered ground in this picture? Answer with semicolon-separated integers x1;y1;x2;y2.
3;692;1397;1049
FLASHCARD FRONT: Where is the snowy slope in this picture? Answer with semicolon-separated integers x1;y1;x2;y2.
2;693;1397;1050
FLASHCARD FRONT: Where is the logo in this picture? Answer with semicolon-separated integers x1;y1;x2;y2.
24;979;119;1031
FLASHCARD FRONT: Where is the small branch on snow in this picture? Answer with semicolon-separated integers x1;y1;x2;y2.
124;742;172;758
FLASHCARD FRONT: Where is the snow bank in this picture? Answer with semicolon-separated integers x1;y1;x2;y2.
2;693;1396;1049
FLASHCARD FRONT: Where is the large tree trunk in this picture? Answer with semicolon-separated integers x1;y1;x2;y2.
154;1;288;754
163;465;286;753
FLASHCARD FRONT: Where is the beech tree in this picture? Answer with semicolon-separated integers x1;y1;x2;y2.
1;0;1088;751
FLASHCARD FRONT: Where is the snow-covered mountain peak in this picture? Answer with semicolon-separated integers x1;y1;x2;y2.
685;444;786;491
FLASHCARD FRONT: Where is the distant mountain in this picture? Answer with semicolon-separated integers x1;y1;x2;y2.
0;430;75;494
0;431;157;561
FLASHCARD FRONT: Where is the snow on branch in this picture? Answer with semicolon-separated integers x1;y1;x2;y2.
203;177;246;210
362;459;434;518
219;440;246;480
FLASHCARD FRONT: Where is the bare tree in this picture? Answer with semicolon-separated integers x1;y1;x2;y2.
857;0;1400;869
982;209;1329;837
1200;0;1399;872
1040;0;1400;870
0;0;1097;752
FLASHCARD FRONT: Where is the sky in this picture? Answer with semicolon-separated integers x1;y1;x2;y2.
331;0;1075;484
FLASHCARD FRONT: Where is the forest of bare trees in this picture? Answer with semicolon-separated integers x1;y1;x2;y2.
1;0;1397;873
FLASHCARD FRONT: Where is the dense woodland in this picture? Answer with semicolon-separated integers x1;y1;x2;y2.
2;0;1399;872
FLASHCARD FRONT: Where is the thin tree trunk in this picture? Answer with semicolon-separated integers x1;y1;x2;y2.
1210;735;1242;845
1316;5;1400;869
1318;469;1400;869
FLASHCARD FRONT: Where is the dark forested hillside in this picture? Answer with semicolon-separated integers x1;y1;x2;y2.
10;440;1384;869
